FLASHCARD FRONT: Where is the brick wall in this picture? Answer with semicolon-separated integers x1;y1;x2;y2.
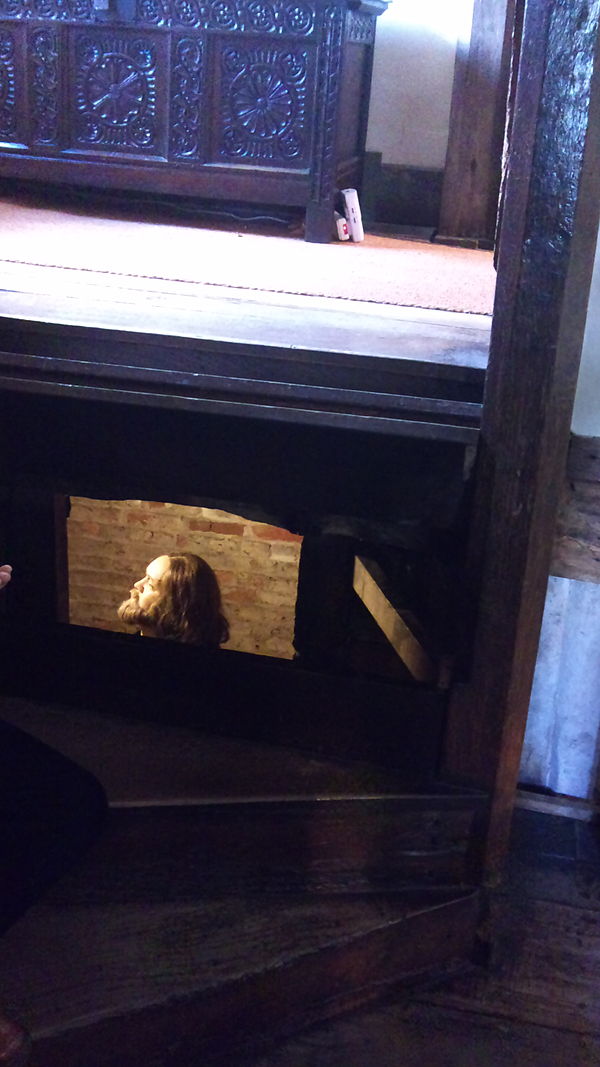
67;497;302;659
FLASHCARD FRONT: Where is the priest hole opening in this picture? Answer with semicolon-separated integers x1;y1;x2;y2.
67;497;302;660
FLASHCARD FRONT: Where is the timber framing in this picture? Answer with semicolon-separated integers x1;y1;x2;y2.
552;435;600;584
0;0;599;883
439;0;517;242
444;0;600;874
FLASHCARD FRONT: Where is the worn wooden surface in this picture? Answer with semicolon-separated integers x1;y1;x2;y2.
227;810;600;1066
421;810;600;1036
27;802;479;897
0;696;485;894
352;557;437;683
552;435;600;583
229;999;600;1067
444;0;600;876
0;293;486;442
0;882;478;1066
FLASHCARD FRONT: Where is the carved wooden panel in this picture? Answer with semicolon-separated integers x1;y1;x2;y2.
0;28;18;143
0;0;388;241
68;29;169;158
169;32;203;158
134;0;318;34
212;40;314;167
0;0;95;19
30;25;61;145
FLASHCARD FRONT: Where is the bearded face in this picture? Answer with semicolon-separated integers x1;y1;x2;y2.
117;589;145;628
117;556;171;634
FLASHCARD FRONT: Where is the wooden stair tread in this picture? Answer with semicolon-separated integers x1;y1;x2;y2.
0;892;476;1041
39;803;481;902
0;695;482;804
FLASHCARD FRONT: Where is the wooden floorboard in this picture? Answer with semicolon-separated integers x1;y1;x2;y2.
417;810;600;1037
419;893;600;1034
225;811;600;1066
228;1000;600;1067
0;277;490;372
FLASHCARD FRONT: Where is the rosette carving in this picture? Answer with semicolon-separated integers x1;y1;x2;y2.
220;44;307;164
74;35;158;150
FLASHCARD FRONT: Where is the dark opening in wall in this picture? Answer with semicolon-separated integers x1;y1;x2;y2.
67;498;302;660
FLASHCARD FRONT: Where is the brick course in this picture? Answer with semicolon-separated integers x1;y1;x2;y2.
67;498;302;659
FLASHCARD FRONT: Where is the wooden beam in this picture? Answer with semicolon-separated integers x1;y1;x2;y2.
551;435;600;584
439;0;517;242
352;557;437;684
443;0;600;877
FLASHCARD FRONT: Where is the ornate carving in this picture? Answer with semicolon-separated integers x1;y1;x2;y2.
219;44;307;164
0;0;27;13
346;10;374;44
169;34;202;157
74;35;158;151
0;32;17;141
136;0;170;26
30;27;60;143
208;0;239;29
134;0;316;34
311;2;344;200
0;0;95;20
169;0;202;27
282;2;314;35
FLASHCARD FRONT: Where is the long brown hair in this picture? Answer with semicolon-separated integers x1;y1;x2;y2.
147;553;229;647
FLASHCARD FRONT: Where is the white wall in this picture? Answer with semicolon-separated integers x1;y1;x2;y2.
366;1;474;168
521;576;600;799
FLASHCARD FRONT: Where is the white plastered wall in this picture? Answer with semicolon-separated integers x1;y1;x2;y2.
365;1;474;168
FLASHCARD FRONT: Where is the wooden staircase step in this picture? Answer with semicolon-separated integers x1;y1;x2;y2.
0;697;486;891
43;798;483;900
0;695;436;804
2;889;480;1066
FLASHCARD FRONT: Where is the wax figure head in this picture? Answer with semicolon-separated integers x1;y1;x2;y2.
118;553;229;648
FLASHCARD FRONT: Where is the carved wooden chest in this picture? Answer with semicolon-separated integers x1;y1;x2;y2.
0;0;387;240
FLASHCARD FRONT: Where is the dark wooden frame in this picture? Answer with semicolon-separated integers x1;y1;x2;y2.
0;0;599;880
439;0;517;243
444;0;600;874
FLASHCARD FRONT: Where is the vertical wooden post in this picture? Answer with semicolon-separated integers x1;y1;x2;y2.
439;0;516;242
444;0;600;877
4;490;70;627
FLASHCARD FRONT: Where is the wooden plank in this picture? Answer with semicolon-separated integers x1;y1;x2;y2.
514;790;596;822
443;0;600;876
353;557;437;683
2;891;478;1065
439;0;516;242
422;894;600;1036
0;388;471;543
30;801;481;897
0;695;441;804
551;434;600;582
0;351;482;442
0;304;488;403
